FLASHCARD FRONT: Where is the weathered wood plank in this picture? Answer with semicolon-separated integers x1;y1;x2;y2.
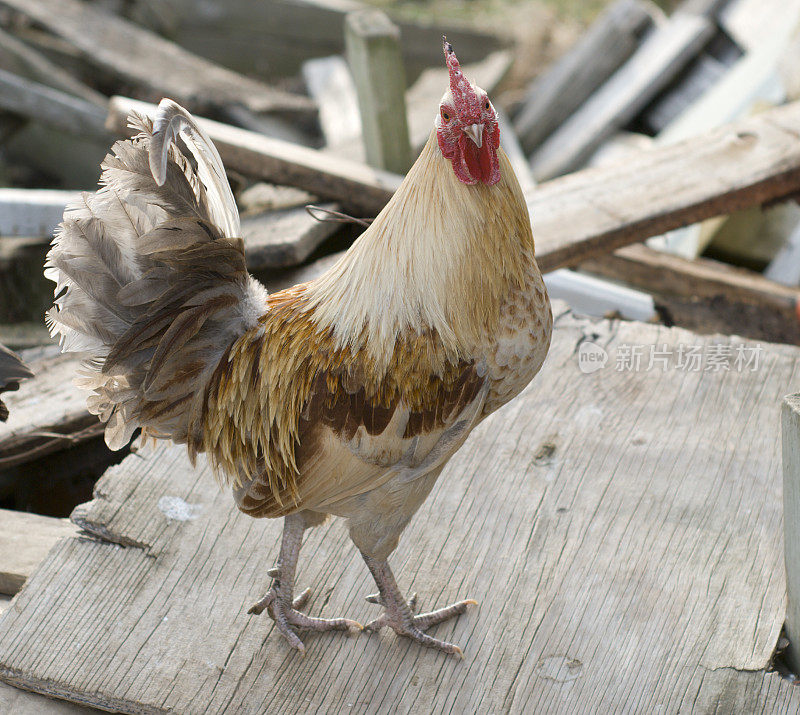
584;242;800;312
530;100;800;272
0;309;797;711
0;0;313;116
514;0;658;154
581;243;800;343
0;509;77;596
0;347;98;471
345;10;412;174
242;203;340;270
126;0;504;84
0;26;105;106
530;11;714;180
0;189;81;238
783;394;800;673
0;69;108;139
108;98;800;272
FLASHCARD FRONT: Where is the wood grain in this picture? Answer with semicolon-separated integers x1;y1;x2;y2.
0;308;797;712
783;393;800;672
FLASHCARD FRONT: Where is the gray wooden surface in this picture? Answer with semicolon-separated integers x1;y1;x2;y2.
0;307;798;712
345;10;412;174
783;394;800;671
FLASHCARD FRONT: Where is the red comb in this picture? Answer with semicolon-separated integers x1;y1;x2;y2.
442;37;480;119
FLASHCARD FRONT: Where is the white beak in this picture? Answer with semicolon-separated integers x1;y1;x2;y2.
464;123;484;148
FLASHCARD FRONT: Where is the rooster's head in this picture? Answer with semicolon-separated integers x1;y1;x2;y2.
436;37;500;186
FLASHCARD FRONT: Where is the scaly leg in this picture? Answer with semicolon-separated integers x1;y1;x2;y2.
249;512;362;654
361;553;476;657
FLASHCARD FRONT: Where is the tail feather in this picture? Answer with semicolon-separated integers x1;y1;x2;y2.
148;99;240;239
46;99;267;453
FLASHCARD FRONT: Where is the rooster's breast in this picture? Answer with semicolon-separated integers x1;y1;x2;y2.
480;256;552;416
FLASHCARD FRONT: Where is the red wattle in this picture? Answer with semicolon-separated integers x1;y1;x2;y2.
456;134;499;186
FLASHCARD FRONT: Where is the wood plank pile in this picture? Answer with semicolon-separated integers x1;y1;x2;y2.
510;0;800;336
3;0;800;710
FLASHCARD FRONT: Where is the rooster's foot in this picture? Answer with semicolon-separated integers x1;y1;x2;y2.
361;553;475;657
364;594;475;656
249;578;361;655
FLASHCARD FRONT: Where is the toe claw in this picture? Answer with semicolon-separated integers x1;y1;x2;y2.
293;587;312;610
247;590;275;616
365;593;382;605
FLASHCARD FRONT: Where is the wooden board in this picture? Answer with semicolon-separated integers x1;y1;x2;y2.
530;11;714;180
0;26;105;105
128;0;504;84
345;10;412;174
108;97;800;272
0;681;94;714
0;346;99;470
0;189;80;238
581;243;800;343
242;203;340;269
0;308;798;711
0;0;313;116
0;69;108;139
529;99;800;272
513;0;657;154
0;509;77;595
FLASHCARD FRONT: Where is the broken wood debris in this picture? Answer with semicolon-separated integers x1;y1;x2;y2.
514;0;658;154
0;0;314;116
530;9;715;180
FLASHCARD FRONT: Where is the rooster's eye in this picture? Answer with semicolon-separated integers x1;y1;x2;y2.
484;101;490;110
441;109;451;122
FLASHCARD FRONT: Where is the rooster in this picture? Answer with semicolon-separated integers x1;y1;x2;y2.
45;40;552;656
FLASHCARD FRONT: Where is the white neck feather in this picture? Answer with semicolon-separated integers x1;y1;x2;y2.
304;132;528;371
